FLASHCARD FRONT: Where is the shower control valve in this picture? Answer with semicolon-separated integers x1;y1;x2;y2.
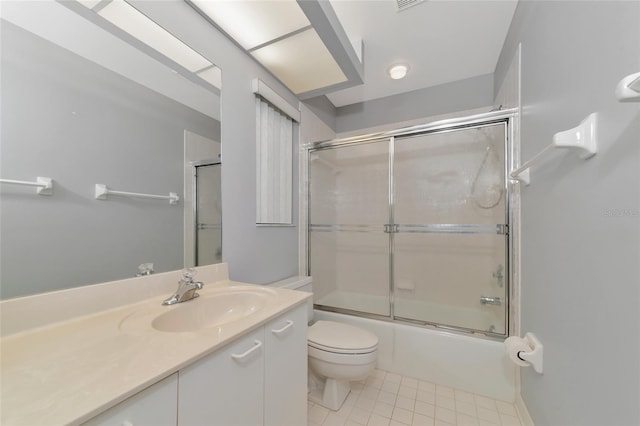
493;264;504;287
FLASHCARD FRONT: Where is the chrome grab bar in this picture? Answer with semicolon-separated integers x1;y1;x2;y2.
480;296;502;306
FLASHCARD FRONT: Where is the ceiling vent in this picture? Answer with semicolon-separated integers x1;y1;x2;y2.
396;0;425;12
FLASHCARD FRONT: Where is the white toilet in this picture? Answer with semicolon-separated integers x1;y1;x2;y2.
269;276;378;411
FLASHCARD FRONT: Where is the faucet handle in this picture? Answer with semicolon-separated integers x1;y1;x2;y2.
182;268;197;282
136;262;154;277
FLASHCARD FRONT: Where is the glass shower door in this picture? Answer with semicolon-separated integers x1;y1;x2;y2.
392;124;508;334
309;140;390;317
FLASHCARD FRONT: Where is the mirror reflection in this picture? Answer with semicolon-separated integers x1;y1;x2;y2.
0;1;222;299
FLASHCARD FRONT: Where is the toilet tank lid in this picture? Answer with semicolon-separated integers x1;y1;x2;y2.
308;320;378;351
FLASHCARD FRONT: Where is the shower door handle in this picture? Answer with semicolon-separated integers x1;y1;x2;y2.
480;296;502;306
384;224;399;233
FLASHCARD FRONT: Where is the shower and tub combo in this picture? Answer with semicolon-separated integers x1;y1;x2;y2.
303;110;518;401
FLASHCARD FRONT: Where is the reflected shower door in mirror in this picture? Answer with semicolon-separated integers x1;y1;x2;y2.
309;141;391;317
0;1;221;299
195;163;222;266
183;131;222;269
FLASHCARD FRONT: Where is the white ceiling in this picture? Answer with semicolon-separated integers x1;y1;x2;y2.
326;0;518;107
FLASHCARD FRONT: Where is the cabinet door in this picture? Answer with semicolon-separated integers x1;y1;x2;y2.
264;304;308;426
84;373;177;426
178;328;264;426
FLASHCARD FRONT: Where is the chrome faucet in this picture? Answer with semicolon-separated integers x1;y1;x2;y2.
162;268;203;305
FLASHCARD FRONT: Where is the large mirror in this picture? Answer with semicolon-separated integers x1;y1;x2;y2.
0;1;222;299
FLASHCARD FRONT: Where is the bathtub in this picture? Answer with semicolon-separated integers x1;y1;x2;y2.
269;277;516;402
313;309;517;402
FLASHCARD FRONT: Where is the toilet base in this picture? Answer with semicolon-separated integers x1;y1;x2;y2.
308;377;351;411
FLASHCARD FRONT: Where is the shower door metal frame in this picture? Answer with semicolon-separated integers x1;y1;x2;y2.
306;109;517;339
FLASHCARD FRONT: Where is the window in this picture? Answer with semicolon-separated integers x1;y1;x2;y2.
253;79;300;225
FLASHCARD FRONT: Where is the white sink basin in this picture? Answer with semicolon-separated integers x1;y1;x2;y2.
119;286;278;333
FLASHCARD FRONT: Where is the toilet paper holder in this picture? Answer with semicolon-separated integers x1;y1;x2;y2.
519;333;543;374
507;332;544;374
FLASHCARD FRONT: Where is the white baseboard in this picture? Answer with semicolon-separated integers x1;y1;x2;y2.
515;393;534;426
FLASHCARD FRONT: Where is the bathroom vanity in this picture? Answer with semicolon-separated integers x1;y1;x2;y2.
0;264;310;425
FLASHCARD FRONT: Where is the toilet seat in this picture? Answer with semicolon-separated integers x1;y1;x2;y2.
308;345;378;365
308;341;376;355
308;320;378;354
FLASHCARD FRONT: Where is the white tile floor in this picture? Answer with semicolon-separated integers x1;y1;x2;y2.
308;369;523;426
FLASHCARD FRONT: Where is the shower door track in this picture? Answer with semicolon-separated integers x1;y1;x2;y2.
313;304;507;340
309;224;508;235
309;109;516;150
307;109;517;339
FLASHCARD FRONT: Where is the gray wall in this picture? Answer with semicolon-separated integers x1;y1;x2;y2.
335;73;494;133
0;21;219;299
495;2;640;424
134;1;302;284
302;95;337;133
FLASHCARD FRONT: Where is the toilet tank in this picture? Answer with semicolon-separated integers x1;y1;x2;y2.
267;276;313;322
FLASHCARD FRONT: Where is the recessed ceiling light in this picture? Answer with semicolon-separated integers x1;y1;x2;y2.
388;64;409;80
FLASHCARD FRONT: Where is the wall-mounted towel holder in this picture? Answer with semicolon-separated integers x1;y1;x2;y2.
510;113;598;185
615;72;640;102
0;177;54;195
95;184;179;205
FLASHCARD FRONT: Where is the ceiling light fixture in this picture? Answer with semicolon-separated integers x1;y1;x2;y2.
190;0;347;95
190;0;310;50
97;0;211;73
388;64;409;80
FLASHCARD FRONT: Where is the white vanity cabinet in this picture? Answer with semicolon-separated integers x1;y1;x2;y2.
80;303;307;426
1;263;312;426
83;373;178;426
264;303;307;426
178;303;307;426
178;326;265;426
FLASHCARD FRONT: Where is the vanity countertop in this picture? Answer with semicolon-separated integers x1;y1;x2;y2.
0;276;310;425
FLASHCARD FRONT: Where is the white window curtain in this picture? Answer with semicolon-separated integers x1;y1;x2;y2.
256;97;293;224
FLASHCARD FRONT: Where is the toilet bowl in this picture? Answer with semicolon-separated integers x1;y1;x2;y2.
268;276;379;411
307;320;378;410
